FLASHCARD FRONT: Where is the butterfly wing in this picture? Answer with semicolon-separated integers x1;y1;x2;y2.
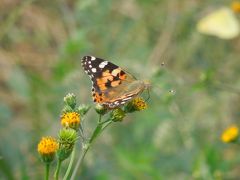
81;56;144;108
197;7;240;39
101;79;146;108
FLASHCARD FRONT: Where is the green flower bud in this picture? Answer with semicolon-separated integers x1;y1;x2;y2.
57;128;78;161
62;105;74;114
95;104;108;115
110;108;125;122
63;93;76;109
76;104;91;116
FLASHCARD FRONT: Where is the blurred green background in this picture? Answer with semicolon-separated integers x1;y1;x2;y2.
1;0;240;179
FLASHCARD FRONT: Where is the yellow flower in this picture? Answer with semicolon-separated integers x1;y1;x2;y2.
132;97;147;110
221;125;239;143
231;1;240;13
61;112;80;130
38;137;58;163
124;97;148;113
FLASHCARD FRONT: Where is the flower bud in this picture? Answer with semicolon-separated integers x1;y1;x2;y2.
62;105;74;114
76;104;91;116
57;128;78;161
63;93;76;109
110;108;125;122
95;104;108;115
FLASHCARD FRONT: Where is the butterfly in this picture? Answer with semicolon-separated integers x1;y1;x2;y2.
197;7;240;39
81;56;150;108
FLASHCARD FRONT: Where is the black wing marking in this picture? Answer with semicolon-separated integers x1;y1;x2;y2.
81;55;126;91
81;56;118;78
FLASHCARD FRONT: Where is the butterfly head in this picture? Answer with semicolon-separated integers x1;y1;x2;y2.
143;80;151;90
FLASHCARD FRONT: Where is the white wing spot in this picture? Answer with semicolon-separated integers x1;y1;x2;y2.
91;68;97;73
99;61;108;68
89;65;92;68
123;97;132;101
88;61;91;64
91;56;96;61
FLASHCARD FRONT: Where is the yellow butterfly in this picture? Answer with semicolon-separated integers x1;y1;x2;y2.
197;7;240;39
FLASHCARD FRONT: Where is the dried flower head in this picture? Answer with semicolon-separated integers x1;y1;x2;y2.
221;125;239;143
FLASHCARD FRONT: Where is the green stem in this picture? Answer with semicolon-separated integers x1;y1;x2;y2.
45;163;50;180
101;121;113;131
70;117;112;179
63;145;76;180
98;115;102;123
54;160;62;180
99;119;111;125
70;144;89;180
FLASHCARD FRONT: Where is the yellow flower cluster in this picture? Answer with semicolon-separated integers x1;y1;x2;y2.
221;125;239;143
231;1;240;13
132;97;147;111
38;137;59;155
61;112;80;130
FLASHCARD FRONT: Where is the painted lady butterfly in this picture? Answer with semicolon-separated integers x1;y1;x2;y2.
81;56;149;108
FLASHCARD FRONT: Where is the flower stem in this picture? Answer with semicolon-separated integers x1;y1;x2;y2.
45;163;50;180
70;143;89;180
63;145;76;180
98;115;102;123
70;116;112;179
100;119;112;125
101;120;112;131
54;160;62;180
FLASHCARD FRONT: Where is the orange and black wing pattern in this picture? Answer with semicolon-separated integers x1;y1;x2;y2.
81;56;142;108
